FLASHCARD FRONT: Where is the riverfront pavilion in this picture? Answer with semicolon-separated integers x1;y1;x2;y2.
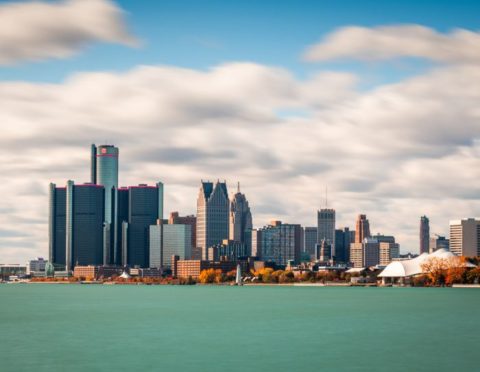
378;248;476;284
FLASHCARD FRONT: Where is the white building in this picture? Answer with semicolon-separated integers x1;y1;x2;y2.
379;248;475;281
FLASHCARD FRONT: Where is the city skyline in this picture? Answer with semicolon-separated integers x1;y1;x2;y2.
1;0;480;263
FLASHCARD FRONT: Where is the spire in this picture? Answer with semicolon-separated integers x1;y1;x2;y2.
237;181;240;193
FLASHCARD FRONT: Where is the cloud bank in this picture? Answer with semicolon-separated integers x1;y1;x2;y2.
0;0;137;65
304;25;480;64
1;58;480;263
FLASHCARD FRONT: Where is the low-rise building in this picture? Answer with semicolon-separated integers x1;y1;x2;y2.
26;257;47;275
0;264;27;280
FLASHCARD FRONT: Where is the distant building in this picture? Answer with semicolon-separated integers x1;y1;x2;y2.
420;216;430;254
26;258;47;275
0;264;27;280
350;239;380;268
304;227;317;259
315;239;332;262
149;222;192;269
229;183;253;255
48;184;66;269
122;184;164;268
169;212;197;253
334;227;355;263
253;221;302;266
429;235;449;253
449;218;480;257
379;241;400;266
172;256;253;279
196;181;230;260
355;214;371;243
317;209;335;250
73;265;122;280
207;239;246;261
49;181;105;270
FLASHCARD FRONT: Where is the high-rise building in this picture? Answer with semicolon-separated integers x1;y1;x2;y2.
429;235;450;253
420;216;430;254
149;222;192;269
229;183;253;255
48;184;66;269
253;221;302;265
121;183;164;268
169;212;197;255
304;227;317;259
376;235;400;265
350;238;379;268
334;227;355;263
355;214;371;243
66;181;105;270
90;144;120;265
49;181;107;270
317;209;335;250
449;219;480;257
196;181;229;260
93;144;119;224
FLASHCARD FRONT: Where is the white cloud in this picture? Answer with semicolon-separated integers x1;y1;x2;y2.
0;60;479;263
0;0;137;65
304;25;480;64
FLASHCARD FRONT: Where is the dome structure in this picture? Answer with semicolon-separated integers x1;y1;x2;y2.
379;249;475;278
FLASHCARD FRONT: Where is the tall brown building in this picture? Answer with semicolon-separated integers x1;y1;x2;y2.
355;214;371;243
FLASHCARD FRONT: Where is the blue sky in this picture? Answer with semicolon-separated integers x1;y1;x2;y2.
1;0;479;84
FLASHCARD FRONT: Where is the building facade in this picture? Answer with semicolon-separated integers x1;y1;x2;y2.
449;219;480;257
196;181;230;260
304;227;318;260
123;184;164;268
350;239;380;268
355;214;371;243
420;215;430;254
149;222;192;269
253;221;302;266
229;184;253;255
334;227;355;263
317;209;335;250
429;235;450;253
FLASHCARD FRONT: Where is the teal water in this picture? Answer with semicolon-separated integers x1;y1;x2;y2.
0;285;478;372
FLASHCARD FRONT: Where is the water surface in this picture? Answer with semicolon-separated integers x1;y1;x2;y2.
1;285;478;371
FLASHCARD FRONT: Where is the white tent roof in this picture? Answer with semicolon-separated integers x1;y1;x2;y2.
378;249;475;278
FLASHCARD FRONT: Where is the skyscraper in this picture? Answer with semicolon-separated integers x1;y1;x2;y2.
65;181;105;270
355;214;371;243
91;144;119;265
229;183;253;254
420;215;430;254
122;183;164;268
317;209;335;253
48;184;66;269
196;180;229;260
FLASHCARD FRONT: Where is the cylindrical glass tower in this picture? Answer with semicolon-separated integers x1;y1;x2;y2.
96;145;119;224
